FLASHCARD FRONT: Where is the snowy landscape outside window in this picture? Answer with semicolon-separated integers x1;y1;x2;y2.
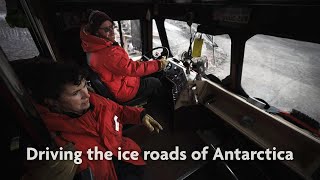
114;20;142;60
0;0;39;61
242;34;320;122
164;19;230;80
152;20;161;48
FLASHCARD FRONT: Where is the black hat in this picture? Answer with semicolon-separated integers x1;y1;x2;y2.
86;10;113;35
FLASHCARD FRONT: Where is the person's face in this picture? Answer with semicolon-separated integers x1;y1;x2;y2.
97;20;115;42
55;79;90;115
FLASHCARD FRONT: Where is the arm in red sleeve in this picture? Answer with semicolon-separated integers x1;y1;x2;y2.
106;98;144;125
102;47;160;77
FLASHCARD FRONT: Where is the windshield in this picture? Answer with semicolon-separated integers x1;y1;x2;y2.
164;19;230;80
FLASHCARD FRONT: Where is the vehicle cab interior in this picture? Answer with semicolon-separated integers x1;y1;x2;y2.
1;0;320;179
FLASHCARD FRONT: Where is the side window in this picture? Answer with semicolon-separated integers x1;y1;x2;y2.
242;34;320;121
114;20;142;60
152;20;161;48
164;19;230;80
0;1;39;61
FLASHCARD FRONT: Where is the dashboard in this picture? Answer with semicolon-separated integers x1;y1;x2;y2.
164;58;189;103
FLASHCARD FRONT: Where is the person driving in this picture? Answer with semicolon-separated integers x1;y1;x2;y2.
26;61;163;180
80;10;169;103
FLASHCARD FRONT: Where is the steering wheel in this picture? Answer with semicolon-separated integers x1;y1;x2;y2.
141;46;170;61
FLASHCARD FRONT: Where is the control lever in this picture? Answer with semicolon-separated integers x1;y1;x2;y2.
191;85;198;104
188;84;198;104
183;60;191;75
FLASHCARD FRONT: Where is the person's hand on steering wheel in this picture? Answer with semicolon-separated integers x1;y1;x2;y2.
159;56;169;70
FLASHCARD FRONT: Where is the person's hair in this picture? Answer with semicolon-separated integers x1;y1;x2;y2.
26;61;88;104
85;9;113;35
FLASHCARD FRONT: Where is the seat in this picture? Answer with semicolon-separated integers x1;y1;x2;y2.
84;53;148;106
86;68;149;106
73;167;94;180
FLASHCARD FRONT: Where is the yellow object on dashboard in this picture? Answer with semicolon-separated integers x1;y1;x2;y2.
192;37;204;57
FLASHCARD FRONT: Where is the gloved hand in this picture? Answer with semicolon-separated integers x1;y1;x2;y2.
159;56;169;70
142;114;163;133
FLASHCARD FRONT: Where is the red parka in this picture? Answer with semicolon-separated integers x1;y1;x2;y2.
36;93;146;180
80;28;161;102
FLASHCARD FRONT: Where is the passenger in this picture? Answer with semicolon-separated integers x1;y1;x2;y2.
27;62;163;180
80;10;169;103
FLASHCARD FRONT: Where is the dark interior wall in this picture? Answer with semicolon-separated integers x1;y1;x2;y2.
20;0;320;63
154;3;320;43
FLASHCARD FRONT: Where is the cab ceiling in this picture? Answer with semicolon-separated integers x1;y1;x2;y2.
53;0;320;43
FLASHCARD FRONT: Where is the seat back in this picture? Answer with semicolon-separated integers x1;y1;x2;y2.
87;68;118;102
73;167;94;180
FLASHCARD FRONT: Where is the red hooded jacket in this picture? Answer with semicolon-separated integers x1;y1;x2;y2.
80;28;161;102
36;93;146;180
